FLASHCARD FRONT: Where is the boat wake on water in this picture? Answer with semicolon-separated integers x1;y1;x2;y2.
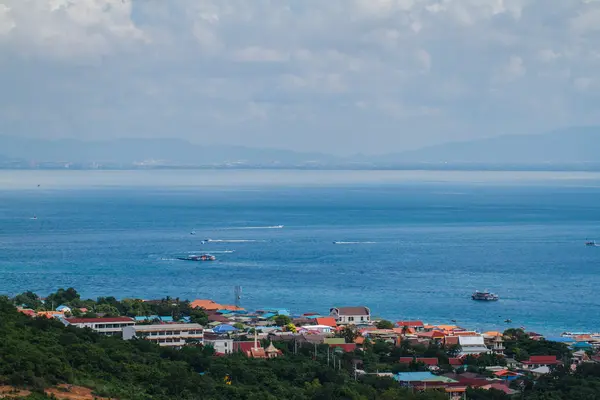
223;225;284;230
202;239;264;243
333;241;378;245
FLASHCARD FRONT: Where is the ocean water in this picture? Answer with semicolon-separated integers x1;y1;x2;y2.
0;170;599;335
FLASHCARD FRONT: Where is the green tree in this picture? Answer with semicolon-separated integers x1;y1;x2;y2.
375;320;394;329
14;291;43;309
273;315;292;327
337;326;358;344
189;308;208;325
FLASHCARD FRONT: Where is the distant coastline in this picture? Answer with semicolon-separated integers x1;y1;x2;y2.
3;163;600;172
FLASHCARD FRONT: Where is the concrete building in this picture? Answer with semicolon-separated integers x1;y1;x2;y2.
458;336;490;356
329;306;371;325
123;323;204;347
66;317;135;336
204;333;234;354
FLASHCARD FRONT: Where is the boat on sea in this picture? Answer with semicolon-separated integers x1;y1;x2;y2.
472;290;499;301
585;240;597;246
177;254;216;262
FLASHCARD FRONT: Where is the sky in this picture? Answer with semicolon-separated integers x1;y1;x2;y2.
0;0;599;155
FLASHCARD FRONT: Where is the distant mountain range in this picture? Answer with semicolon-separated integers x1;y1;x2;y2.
1;127;599;168
379;127;600;164
0;136;335;165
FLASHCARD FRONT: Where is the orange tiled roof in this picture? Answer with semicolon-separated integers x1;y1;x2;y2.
483;331;503;337
36;311;64;318
315;317;337;327
454;331;480;337
190;299;244;311
354;336;365;345
435;325;458;331
190;299;221;310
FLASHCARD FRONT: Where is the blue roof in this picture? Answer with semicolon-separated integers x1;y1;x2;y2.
395;372;440;382
277;309;290;316
396;373;459;383
160;316;174;322
181;316;191;323
213;324;239;333
56;305;70;311
218;310;233;314
572;342;592;349
305;315;322;319
261;313;276;319
547;337;576;343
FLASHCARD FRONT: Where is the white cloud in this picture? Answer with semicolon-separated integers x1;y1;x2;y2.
538;49;562;62
0;0;599;154
233;47;288;63
493;55;526;84
0;0;146;58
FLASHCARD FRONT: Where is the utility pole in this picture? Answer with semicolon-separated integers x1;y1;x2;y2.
327;346;330;366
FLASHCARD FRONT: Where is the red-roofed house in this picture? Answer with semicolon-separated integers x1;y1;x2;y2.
399;357;439;367
330;343;357;353
233;341;260;355
521;355;561;369
17;308;36;317
417;331;446;341
397;321;425;332
315;317;337;328
66;317;135;336
448;358;463;367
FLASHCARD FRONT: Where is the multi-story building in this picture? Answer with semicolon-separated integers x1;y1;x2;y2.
329;306;371;325
66;317;136;336
122;323;204;347
203;332;234;354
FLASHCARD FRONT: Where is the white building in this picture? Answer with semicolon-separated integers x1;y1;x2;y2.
300;325;334;334
66;317;136;336
123;323;204;347
204;333;234;354
329;306;371;325
458;336;490;356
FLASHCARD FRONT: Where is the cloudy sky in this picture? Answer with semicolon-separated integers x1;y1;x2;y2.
0;0;599;155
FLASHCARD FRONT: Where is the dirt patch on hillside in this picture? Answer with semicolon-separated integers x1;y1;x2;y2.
0;384;116;399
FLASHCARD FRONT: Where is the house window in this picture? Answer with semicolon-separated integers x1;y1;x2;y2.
360;317;364;321
349;317;354;322
224;342;228;347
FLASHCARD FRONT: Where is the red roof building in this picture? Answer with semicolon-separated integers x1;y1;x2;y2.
397;320;425;330
233;341;261;354
399;357;439;366
315;317;337;327
521;355;561;367
448;358;463;366
329;343;357;353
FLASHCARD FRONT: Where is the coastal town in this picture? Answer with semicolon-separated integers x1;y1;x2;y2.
12;288;600;399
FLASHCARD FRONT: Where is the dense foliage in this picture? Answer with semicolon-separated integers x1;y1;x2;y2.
0;297;449;400
3;290;600;400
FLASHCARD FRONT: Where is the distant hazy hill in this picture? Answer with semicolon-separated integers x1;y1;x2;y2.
384;127;600;164
0;136;335;165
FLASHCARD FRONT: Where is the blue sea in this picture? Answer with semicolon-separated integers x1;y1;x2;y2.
1;170;599;335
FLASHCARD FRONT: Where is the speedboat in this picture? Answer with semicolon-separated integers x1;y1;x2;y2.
472;290;499;301
586;240;597;246
177;254;216;262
